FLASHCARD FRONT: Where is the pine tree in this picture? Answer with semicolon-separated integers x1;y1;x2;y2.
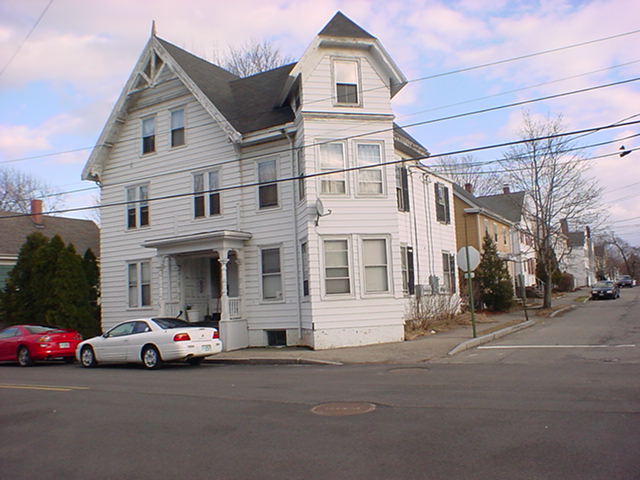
475;234;514;311
82;249;102;337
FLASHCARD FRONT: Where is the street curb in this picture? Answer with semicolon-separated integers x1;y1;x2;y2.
204;357;343;366
447;320;536;356
549;305;576;317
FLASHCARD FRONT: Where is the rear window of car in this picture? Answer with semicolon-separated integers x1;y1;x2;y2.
25;326;64;334
151;318;191;329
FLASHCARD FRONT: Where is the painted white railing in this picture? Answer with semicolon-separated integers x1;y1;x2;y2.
228;297;241;319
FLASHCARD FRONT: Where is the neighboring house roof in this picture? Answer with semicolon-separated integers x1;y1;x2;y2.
157;39;296;134
0;211;99;257
452;184;513;225
318;11;376;39
567;231;585;248
476;191;526;223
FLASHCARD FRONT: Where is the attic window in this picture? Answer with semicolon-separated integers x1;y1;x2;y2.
334;60;359;105
142;117;156;154
171;109;185;147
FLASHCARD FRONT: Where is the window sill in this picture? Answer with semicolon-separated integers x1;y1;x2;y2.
256;204;281;213
170;144;187;151
259;299;286;305
125;225;152;232
126;307;154;312
139;151;157;158
333;102;362;108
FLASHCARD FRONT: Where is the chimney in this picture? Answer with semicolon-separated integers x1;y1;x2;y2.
464;183;473;194
503;184;510;194
585;226;591;238
31;199;43;226
560;218;569;235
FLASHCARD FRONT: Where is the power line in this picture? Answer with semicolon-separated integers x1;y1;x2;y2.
0;0;54;78
4;74;639;169
1;120;638;220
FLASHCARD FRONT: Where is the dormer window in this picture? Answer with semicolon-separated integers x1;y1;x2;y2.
334;59;359;105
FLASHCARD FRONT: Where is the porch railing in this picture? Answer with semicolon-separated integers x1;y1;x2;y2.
228;297;241;319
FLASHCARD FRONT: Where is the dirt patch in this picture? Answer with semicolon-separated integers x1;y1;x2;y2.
535;305;572;317
405;311;496;340
477;319;523;335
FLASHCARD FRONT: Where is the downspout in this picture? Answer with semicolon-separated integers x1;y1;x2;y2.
284;130;303;342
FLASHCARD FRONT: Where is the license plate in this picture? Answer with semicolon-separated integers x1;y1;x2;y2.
59;342;70;349
201;345;211;352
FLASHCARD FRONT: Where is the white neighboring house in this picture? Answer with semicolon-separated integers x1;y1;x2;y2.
82;12;458;350
562;226;596;288
476;187;537;291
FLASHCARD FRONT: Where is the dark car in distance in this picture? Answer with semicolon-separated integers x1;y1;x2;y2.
616;275;634;288
591;281;620;300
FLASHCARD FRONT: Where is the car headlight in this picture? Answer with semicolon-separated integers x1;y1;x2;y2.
591;290;597;294
606;290;613;293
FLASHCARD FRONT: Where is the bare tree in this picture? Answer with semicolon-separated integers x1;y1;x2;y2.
216;40;294;78
433;154;503;196
500;112;603;308
605;234;639;279
0;167;64;214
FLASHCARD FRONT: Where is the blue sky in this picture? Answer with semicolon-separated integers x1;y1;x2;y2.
0;0;639;242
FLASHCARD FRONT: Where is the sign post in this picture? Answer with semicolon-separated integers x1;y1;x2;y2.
457;246;480;338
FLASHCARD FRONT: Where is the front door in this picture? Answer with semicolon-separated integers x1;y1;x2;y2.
96;322;136;362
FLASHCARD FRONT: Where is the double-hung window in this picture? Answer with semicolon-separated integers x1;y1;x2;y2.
435;183;450;223
300;241;309;297
442;253;456;294
261;247;282;301
357;143;383;195
319;143;346;194
258;159;278;208
171;109;185;147
334;60;359;104
193;171;221;218
126;185;149;229
296;149;305;202
396;166;410;211
128;260;151;308
400;246;415;295
363;239;389;293
324;239;350;294
142;117;155;154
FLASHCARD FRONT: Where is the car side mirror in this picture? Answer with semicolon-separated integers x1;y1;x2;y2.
102;332;109;338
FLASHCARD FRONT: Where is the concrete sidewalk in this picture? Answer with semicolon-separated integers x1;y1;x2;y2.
208;289;587;365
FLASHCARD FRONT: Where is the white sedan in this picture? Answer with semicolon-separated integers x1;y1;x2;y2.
76;317;222;369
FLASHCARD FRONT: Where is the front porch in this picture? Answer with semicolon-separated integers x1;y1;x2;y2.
142;230;252;351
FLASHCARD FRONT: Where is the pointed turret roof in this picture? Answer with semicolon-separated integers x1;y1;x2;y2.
318;11;375;39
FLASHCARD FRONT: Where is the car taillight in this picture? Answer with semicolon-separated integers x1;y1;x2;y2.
212;330;219;339
38;336;52;342
75;334;83;341
173;333;191;342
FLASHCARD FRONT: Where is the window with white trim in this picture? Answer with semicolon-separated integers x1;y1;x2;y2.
261;247;282;301
193;171;220;218
442;253;456;294
363;238;389;293
324;239;350;294
319;143;346;194
142;117;155;154
435;182;450;223
300;241;309;297
170;109;185;147
334;60;359;104
126;184;149;229
128;261;151;308
357;143;383;195
401;245;415;295
396;166;410;211
258;159;278;208
296;149;305;202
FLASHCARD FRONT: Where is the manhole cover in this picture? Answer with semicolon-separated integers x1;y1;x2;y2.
311;402;376;416
388;367;429;374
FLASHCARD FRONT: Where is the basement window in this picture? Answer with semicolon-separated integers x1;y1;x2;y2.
267;330;287;346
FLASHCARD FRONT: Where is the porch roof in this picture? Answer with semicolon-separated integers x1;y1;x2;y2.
142;230;252;255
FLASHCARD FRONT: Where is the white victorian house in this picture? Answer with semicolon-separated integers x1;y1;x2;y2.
82;12;458;350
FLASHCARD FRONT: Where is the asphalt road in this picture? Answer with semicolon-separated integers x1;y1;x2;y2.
1;289;639;480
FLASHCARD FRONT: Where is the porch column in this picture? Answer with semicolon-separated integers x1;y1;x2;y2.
158;255;167;315
218;254;230;322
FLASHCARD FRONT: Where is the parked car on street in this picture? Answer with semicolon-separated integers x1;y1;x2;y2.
0;325;83;366
76;317;222;369
615;275;634;288
591;281;620;300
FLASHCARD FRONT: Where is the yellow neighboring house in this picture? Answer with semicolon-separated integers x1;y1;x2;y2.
452;184;515;278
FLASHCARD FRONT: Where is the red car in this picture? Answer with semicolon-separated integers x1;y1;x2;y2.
0;325;83;366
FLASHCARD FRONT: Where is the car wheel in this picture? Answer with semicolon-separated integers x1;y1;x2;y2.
187;357;204;366
142;346;163;369
64;356;75;364
17;347;33;367
80;346;97;368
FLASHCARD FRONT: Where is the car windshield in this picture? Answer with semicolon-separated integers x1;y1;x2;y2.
24;325;64;334
595;282;613;288
151;317;191;329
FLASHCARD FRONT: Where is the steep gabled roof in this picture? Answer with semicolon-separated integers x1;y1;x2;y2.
453;184;513;226
319;11;376;39
0;211;99;257
157;38;296;134
476;191;526;223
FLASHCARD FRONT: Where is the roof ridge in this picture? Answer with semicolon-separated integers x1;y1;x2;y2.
156;37;239;79
229;61;297;82
318;11;375;39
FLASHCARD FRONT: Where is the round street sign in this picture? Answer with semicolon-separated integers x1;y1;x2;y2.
457;246;480;272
